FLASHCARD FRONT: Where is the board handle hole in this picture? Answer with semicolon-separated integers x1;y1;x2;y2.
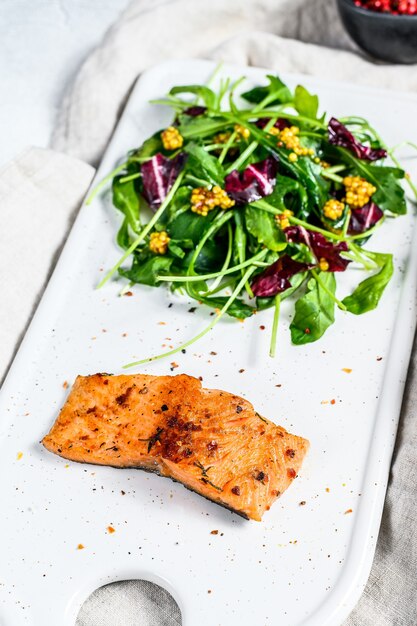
76;579;182;625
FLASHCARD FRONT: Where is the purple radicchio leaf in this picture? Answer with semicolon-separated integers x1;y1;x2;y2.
224;156;278;204
348;201;383;234
285;225;350;272
183;105;207;117
141;152;187;210
251;255;309;298
328;117;387;161
255;118;290;131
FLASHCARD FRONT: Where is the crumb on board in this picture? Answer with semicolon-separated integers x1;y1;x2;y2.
299;501;306;506
125;291;133;297
62;381;69;389
77;544;85;550
107;526;116;534
210;530;219;535
170;362;179;369
325;487;330;493
259;325;265;330
158;321;166;326
377;356;383;361
342;368;352;374
239;369;245;374
344;509;353;515
16;452;23;461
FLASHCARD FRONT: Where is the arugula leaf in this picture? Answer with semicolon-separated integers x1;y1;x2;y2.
294;85;319;119
342;252;393;314
241;75;292;105
245;205;287;252
112;176;140;233
184;142;225;185
290;273;336;344
266;174;309;214
170;84;216;110
120;255;174;287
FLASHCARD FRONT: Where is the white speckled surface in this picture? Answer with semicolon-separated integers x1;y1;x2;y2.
1;59;417;626
0;0;130;168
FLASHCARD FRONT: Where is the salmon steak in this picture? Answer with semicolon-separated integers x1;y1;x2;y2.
42;373;309;521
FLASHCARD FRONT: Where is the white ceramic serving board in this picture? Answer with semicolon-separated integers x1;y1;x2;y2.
1;60;417;626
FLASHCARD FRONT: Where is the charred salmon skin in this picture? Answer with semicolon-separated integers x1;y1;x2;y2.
42;373;309;521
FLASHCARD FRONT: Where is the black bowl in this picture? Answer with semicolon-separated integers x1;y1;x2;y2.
337;0;417;64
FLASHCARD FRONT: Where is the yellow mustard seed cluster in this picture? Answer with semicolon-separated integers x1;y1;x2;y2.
275;209;293;230
161;126;183;151
323;199;345;221
234;124;250;140
213;131;232;145
191;186;235;217
319;258;330;271
343;176;376;209
267;126;280;138
278;126;315;158
149;231;170;255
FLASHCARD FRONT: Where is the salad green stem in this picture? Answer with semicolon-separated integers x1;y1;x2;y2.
188;211;233;276
124;260;265;368
218;131;237;164
269;295;281;358
119;172;141;184
97;171;185;289
204;222;233;295
225;140;258;174
157;249;268;283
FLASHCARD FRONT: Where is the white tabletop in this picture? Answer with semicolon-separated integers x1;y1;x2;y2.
1;0;130;169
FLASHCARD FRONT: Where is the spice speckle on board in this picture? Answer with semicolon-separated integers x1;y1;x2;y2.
16;452;23;460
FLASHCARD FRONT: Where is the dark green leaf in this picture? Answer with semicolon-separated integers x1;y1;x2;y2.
129;132;162;161
294;85;319;119
116;218;130;250
245;205;287;252
168;210;215;244
184;142;225;185
112;176;140;233
342;252;393;314
119;256;174;287
241;75;292;105
290;273;336;344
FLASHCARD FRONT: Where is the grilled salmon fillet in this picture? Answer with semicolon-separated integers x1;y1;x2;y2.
42;373;309;521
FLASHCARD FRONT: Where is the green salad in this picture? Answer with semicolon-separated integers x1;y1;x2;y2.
90;71;414;366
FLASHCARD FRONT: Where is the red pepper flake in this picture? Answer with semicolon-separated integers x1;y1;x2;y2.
330;399;336;405
170;362;179;369
285;449;295;458
259;325;265;330
62;380;69;389
344;508;353;515
125;291;133;297
77;544;85;550
107;526;116;534
305;328;311;335
158;321;166;326
210;530;219;535
231;486;241;496
342;368;352;374
287;468;296;479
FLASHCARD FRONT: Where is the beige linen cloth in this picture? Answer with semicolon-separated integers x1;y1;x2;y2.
2;0;417;624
